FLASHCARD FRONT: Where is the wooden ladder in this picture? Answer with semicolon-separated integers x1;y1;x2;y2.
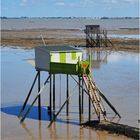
83;74;107;121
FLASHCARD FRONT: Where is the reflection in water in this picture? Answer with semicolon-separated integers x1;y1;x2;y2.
88;128;92;140
38;121;42;140
20;119;131;140
53;122;58;140
97;130;108;140
66;116;70;140
48;125;53;139
85;49;110;69
22;122;35;140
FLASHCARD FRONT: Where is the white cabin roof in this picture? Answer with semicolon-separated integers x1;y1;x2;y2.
36;46;82;53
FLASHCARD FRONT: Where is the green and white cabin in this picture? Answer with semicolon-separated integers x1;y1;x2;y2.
35;46;87;75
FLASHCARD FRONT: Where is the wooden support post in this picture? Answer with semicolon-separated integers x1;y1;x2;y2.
53;74;55;114
50;74;52;121
18;72;39;118
48;89;76;128
79;76;82;123
86;31;88;47
66;74;69;116
81;77;84;114
88;95;91;121
97;88;121;118
20;76;50;123
38;71;41;120
88;79;91;122
105;30;108;47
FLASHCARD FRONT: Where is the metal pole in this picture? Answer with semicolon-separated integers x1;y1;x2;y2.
66;74;69;116
79;76;82;123
38;71;41;120
18;72;39;118
53;74;55;114
50;74;52;121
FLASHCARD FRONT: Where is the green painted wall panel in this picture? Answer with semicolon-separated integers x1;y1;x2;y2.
50;62;78;75
72;52;76;60
60;53;66;63
50;60;90;75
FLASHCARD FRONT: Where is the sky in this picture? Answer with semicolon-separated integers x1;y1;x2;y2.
1;0;139;17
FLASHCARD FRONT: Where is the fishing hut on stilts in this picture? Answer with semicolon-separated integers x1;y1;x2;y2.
85;25;113;48
19;45;121;127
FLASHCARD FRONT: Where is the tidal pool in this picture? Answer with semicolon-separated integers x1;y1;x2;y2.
1;46;139;140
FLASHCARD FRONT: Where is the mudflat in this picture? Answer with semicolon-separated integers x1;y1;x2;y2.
1;28;139;51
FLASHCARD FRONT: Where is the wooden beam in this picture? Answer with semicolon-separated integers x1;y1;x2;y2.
71;75;121;119
38;71;41;120
20;76;50;123
48;89;76;128
50;74;52;120
81;77;84;114
18;72;39;118
66;74;69;116
96;88;121;118
53;74;55;114
79;76;82;123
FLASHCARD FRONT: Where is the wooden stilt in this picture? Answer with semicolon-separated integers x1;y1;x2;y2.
50;74;52;120
66;74;69;116
18;71;39;118
48;90;76;128
79;76;82;123
81;77;84;114
88;96;91;121
97;88;121;118
53;74;55;114
38;71;41;120
20;76;50;123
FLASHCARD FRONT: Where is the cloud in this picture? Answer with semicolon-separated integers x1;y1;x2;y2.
79;0;139;5
55;2;65;6
55;1;78;7
20;0;28;6
103;0;138;4
103;0;118;4
53;0;138;9
54;0;97;8
123;0;137;3
22;0;28;2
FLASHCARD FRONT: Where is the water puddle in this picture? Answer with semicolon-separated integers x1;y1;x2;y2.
1;46;138;140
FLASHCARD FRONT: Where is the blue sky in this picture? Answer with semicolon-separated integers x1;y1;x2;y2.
1;0;139;17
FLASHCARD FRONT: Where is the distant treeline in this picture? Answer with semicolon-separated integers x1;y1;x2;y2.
1;16;139;19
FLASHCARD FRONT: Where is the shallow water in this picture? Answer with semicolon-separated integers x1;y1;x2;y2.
1;46;139;140
1;18;139;30
77;33;140;39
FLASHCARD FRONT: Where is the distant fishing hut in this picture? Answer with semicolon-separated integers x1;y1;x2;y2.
19;45;120;127
85;25;113;47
